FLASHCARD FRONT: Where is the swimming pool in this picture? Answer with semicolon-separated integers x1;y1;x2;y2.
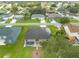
0;27;21;44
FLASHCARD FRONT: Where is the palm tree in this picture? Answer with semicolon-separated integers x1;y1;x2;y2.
11;4;18;15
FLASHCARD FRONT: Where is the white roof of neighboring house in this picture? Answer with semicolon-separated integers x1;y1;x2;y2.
31;14;45;20
51;20;62;28
2;17;9;20
2;14;12;20
14;15;24;19
0;36;6;45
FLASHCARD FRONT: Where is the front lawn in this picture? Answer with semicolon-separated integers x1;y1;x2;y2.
16;19;40;23
48;25;57;33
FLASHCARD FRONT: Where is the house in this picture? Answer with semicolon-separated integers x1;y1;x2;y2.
46;12;62;18
64;23;79;44
47;13;62;29
2;15;11;20
31;14;45;20
2;13;12;20
0;27;21;45
14;15;24;19
24;27;51;47
51;20;62;29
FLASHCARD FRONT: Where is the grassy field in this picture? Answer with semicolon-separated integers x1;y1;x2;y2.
16;19;40;23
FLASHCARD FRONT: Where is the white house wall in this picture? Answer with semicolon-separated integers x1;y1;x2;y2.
71;32;79;37
64;25;79;37
64;25;71;36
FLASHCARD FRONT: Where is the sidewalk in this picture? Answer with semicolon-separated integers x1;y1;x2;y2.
32;50;43;58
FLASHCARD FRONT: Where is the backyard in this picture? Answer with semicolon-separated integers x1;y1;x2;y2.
16;19;40;23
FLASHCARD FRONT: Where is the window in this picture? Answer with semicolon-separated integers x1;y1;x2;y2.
26;41;34;45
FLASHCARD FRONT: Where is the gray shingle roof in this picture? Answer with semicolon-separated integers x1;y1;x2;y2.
25;28;50;40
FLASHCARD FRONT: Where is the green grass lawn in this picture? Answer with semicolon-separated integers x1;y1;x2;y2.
45;17;50;23
48;25;57;33
54;17;61;23
16;19;40;23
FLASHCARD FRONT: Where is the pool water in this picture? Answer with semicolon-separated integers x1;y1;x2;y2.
0;27;21;44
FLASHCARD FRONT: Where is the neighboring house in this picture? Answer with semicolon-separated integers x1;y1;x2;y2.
46;12;62;18
2;14;12;20
31;14;45;20
0;27;21;45
47;13;62;29
51;20;62;29
64;24;79;44
14;15;24;19
24;27;51;47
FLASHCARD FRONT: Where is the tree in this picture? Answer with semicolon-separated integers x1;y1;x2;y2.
66;3;79;14
30;8;46;15
75;3;79;9
59;17;70;24
41;28;79;58
61;47;79;58
24;12;31;20
41;30;71;57
11;4;18;15
51;4;56;7
68;7;78;14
